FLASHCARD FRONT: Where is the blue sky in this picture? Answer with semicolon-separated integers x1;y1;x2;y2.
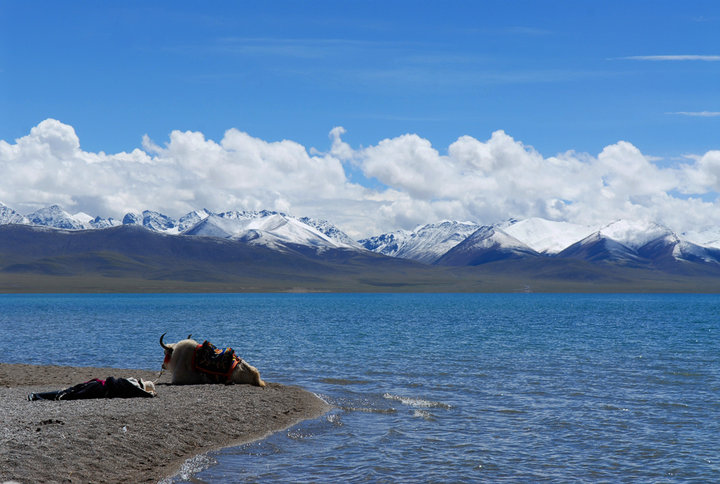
1;1;720;237
2;0;718;156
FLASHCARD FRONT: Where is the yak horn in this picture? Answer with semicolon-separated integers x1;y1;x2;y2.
159;332;172;351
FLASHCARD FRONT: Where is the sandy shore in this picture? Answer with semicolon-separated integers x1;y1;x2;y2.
0;363;330;483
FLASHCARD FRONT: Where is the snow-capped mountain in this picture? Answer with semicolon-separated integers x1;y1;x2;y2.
184;210;359;250
24;204;121;230
3;201;720;269
358;229;411;257
359;221;480;264
597;220;673;250
185;211;353;251
122;209;211;234
298;216;363;249
557;232;643;264
88;216;121;229
0;203;29;225
182;213;241;238
363;217;720;267
178;209;212;232
632;231;720;267
363;218;594;263
436;225;539;266
111;208;358;251
0;204;359;252
501;218;597;254
362;218;598;263
680;227;720;250
557;220;720;266
26;205;88;230
670;239;720;265
123;210;179;234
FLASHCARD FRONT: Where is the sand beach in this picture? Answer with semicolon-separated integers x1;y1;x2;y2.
0;363;330;483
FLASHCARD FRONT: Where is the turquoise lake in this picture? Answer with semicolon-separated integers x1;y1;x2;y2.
1;293;719;482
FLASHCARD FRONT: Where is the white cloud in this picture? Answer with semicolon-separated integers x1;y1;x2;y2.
621;55;720;61
3;119;720;238
0;119;367;232
668;111;720;117
680;150;720;192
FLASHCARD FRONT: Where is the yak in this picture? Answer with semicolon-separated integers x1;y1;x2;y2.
159;333;266;387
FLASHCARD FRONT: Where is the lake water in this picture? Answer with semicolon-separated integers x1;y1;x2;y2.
1;293;719;482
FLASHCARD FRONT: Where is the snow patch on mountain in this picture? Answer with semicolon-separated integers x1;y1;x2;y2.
358;230;412;257
184;211;355;251
183;214;243;238
360;221;480;263
72;212;94;225
436;225;538;266
672;239;712;262
0;202;29;225
682;228;720;249
462;226;533;251
140;210;179;234
558;231;641;263
503;218;597;254
298;216;363;249
233;214;341;250
89;216;121;229
599;220;673;250
122;212;142;225
178;209;211;232
26;205;90;230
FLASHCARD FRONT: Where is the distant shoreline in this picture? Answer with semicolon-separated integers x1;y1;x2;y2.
4;272;720;294
0;363;330;483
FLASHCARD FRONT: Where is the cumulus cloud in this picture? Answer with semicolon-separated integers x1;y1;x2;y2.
681;150;720;192
0;119;369;231
2;118;720;237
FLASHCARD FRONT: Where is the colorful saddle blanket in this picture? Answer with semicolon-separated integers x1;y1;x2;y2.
193;340;241;383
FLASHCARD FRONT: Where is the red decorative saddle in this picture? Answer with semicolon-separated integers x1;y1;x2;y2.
192;340;241;383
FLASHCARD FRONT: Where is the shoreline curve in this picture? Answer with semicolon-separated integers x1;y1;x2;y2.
0;363;331;483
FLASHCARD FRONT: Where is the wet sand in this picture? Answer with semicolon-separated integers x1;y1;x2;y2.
0;363;330;483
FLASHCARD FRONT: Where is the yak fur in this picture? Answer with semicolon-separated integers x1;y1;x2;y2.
161;335;265;387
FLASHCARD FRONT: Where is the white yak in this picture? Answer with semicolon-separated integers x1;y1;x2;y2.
159;333;266;387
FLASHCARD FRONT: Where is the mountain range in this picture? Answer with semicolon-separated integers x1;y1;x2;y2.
1;204;360;251
359;216;720;270
3;202;720;292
